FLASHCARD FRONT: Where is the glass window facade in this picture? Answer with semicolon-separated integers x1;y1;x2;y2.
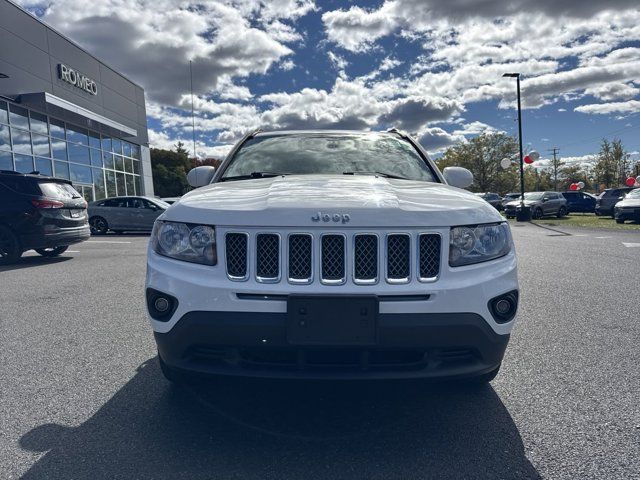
0;99;144;201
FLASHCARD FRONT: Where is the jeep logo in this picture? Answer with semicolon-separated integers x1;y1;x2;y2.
311;212;351;224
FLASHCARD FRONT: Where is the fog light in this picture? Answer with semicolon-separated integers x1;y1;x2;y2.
488;290;518;323
154;297;170;313
146;288;178;321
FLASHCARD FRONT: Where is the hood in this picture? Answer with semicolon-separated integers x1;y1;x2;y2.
616;198;640;208
164;175;501;227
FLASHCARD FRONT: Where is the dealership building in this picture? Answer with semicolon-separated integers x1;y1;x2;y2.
0;0;153;201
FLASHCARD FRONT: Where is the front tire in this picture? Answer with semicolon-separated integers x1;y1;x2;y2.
89;216;109;235
35;246;69;257
0;225;22;265
557;206;567;218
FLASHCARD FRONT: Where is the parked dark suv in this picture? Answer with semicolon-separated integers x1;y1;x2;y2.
595;187;635;217
0;170;90;264
475;192;503;210
562;191;596;213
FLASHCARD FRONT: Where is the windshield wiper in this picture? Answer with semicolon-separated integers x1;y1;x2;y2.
220;171;291;182
343;171;410;180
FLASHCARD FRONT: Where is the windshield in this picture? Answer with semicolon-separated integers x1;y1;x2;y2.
220;134;438;182
153;199;171;208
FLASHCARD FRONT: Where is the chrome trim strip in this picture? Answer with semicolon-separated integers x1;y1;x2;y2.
225;231;249;282
320;233;347;285
352;233;379;285
255;232;281;284
287;233;314;285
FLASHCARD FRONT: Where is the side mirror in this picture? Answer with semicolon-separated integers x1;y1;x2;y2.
618;196;625;200
187;166;216;188
442;167;473;189
542;197;549;202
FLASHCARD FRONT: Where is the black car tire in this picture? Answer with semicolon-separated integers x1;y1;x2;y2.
532;208;543;220
89;216;109;235
557;206;567;218
0;225;22;265
35;246;69;257
616;219;624;224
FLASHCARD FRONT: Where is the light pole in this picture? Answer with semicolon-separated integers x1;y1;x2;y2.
502;72;530;221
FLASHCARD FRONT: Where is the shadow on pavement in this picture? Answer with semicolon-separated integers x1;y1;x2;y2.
19;358;540;479
0;255;72;273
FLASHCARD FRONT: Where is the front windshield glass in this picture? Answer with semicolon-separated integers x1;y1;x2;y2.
626;188;640;198
220;133;437;182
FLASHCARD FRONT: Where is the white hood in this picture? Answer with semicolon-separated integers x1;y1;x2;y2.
164;175;501;227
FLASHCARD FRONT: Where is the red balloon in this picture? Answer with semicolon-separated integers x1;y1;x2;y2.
524;155;533;164
569;183;578;191
626;177;636;187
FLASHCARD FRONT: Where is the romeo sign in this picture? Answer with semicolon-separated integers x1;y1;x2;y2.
58;64;98;96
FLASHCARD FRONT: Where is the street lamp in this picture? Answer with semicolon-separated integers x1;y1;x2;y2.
502;72;530;221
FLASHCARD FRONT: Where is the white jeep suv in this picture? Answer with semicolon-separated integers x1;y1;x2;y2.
146;130;518;382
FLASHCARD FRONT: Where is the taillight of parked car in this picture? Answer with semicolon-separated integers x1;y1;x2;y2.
31;198;65;209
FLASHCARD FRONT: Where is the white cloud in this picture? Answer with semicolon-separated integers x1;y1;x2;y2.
574;100;640;115
322;3;399;52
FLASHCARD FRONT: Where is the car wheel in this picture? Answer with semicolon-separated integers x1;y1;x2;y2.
532;208;543;220
557;206;567;218
616;219;624;224
89;216;109;235
35;246;69;257
0;225;22;265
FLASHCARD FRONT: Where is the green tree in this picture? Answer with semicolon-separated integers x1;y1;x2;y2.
594;138;629;188
150;143;192;197
437;133;519;194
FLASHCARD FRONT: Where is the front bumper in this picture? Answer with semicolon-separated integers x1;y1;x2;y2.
155;311;510;379
146;245;518;379
614;208;640;221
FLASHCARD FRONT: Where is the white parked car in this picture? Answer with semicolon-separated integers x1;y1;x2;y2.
146;130;518;383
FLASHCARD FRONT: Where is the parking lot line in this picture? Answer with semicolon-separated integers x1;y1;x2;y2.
86;240;132;244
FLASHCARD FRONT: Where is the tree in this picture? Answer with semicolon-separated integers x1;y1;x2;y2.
437;133;519;194
594;138;629;189
150;143;192;197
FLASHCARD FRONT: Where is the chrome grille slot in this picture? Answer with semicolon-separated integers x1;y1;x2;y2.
354;234;378;283
321;234;346;284
256;234;280;281
225;233;248;280
419;234;441;280
288;234;312;283
386;234;410;282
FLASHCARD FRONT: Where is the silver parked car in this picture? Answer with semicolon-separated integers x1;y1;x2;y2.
503;191;568;219
88;196;169;234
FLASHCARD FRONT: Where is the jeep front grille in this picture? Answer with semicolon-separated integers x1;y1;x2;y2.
256;234;280;282
225;232;248;280
354;234;378;283
386;234;411;282
321;234;346;284
224;230;441;284
288;234;312;283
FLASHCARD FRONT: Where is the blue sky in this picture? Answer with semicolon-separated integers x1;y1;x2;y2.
18;0;640;167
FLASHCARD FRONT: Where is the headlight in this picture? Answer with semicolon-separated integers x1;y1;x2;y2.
449;222;512;267
151;221;217;265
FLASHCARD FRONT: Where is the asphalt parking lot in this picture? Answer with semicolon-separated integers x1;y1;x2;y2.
1;224;639;479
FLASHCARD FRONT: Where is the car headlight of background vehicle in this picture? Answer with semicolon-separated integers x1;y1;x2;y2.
151;221;217;265
449;222;512;267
